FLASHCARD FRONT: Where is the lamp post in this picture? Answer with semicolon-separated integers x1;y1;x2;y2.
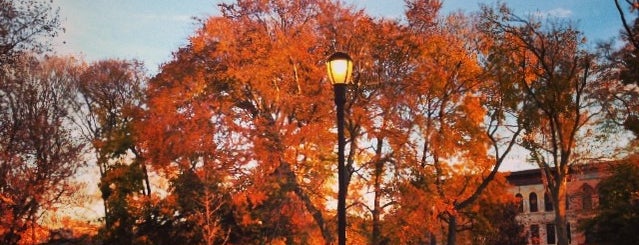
326;51;353;245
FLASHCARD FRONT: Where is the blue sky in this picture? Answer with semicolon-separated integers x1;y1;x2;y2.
52;0;625;75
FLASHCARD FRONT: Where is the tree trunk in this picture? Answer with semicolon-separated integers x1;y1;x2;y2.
279;160;333;243
372;166;382;245
554;177;570;245
446;215;457;245
131;148;151;196
372;138;384;245
141;162;151;196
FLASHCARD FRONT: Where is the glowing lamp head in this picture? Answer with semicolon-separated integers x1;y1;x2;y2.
326;52;353;85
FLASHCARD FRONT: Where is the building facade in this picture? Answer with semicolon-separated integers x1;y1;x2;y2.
507;165;606;245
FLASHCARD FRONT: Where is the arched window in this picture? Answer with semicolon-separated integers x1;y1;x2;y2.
516;193;524;213
529;192;538;212
544;192;554;211
582;184;594;211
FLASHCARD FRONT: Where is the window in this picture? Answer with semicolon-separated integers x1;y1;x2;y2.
531;224;540;245
545;192;554;211
516;193;524;213
582;184;594;211
529;192;538;212
546;224;556;244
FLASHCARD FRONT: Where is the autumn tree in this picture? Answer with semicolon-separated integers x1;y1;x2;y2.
365;1;526;244
0;55;84;244
73;59;149;195
67;59;149;243
139;40;237;243
0;2;80;244
70;59;150;243
141;1;375;243
478;4;615;245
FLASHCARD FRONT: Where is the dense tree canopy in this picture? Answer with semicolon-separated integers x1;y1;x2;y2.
1;0;637;244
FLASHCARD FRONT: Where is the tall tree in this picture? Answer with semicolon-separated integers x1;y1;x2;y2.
0;55;83;244
140;42;240;244
70;59;148;244
0;2;74;244
72;59;148;236
478;4;612;245
377;2;526;244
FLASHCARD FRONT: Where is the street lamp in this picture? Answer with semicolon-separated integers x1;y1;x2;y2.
326;51;353;245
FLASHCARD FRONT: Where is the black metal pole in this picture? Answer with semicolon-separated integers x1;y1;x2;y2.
334;84;347;245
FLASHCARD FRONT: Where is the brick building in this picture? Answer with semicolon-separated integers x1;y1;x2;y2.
506;165;606;245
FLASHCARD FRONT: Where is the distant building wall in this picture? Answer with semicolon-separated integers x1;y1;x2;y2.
507;165;608;245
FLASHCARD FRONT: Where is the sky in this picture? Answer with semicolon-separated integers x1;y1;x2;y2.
52;0;626;75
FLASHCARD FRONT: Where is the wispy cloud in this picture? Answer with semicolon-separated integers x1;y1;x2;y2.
532;8;573;18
